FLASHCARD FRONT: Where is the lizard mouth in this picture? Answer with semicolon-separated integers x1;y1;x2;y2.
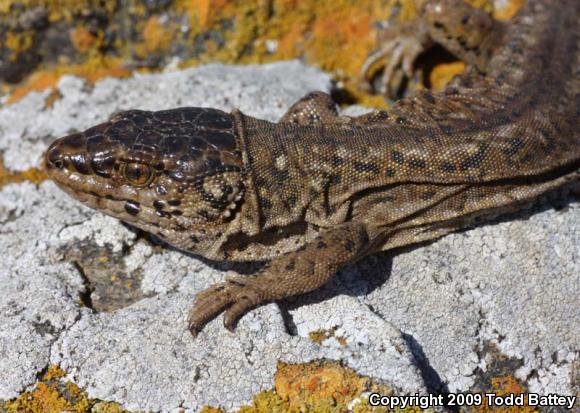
45;161;179;236
45;165;142;225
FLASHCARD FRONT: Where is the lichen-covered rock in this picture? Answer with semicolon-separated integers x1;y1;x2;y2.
0;60;577;412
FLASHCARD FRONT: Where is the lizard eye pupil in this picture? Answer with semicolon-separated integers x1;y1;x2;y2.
122;162;153;186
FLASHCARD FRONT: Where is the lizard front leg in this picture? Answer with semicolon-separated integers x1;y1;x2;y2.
188;222;371;336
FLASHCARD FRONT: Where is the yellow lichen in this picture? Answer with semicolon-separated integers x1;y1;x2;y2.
5;31;34;53
46;0;117;23
0;1;11;13
465;0;494;13
472;375;538;413
1;365;130;413
200;406;227;413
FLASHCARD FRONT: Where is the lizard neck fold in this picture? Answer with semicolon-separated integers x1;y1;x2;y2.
234;110;316;230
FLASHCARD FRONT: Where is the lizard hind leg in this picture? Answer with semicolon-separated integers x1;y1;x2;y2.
422;0;505;72
362;0;504;99
188;222;371;336
361;18;432;99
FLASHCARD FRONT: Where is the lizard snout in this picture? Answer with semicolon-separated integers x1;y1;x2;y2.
44;133;91;175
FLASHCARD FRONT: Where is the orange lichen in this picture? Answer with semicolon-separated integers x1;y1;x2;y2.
274;25;304;60
309;329;331;344
306;10;373;75
4;0;512;107
173;0;396;102
221;361;426;412
0;158;47;189
42;365;67;381
308;327;348;346
176;0;235;38
214;361;390;412
7;56;130;104
7;70;59;104
186;0;229;31
430;61;465;92
194;0;212;29
275;361;373;407
43;88;62;108
261;1;393;104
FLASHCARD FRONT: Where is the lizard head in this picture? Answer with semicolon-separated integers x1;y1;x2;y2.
44;107;246;257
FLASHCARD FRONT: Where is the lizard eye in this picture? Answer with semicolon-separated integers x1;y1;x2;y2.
122;162;153;186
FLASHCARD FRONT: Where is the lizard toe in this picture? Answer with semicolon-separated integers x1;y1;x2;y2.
223;289;264;332
188;286;235;336
188;273;263;336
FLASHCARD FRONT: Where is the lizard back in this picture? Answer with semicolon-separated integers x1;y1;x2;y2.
236;0;579;250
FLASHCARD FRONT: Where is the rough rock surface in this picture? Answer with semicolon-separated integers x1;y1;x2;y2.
0;61;578;411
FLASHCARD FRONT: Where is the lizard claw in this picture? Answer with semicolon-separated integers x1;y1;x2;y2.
188;271;264;336
361;24;430;99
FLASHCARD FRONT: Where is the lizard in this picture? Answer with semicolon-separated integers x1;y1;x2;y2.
44;0;579;337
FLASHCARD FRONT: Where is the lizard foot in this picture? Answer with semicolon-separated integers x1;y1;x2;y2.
188;223;370;337
188;270;265;336
361;20;431;99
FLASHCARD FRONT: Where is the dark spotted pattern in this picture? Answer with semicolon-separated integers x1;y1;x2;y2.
45;0;579;338
124;200;141;215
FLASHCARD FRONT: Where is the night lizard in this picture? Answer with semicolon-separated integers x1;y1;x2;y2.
44;0;579;337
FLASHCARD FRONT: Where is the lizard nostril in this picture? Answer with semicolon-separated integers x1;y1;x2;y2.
44;139;70;170
45;132;90;173
45;143;66;170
